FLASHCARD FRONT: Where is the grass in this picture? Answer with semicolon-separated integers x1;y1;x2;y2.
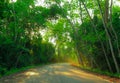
80;66;120;78
0;62;60;78
71;64;120;78
0;63;49;78
5;66;37;75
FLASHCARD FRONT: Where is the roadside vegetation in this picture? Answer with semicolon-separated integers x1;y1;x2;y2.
0;0;120;78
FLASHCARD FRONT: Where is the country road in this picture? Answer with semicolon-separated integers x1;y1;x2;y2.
0;63;111;83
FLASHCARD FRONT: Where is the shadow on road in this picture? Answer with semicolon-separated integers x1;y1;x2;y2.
0;63;110;83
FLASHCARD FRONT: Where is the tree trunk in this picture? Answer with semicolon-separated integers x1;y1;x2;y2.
96;0;120;73
56;2;84;67
80;0;113;72
104;0;109;26
109;0;120;57
12;2;17;42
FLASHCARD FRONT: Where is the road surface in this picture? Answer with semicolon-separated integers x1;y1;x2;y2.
0;63;111;83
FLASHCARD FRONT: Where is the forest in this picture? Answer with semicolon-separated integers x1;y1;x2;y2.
0;0;120;78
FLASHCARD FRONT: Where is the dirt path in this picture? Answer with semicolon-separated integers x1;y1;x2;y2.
0;63;111;83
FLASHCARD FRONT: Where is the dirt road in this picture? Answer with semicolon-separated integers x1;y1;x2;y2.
0;63;111;83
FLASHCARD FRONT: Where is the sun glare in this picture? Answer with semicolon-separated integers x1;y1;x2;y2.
35;0;45;6
9;0;17;3
114;0;120;6
25;71;39;76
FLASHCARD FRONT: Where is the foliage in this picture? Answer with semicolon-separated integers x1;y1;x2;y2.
0;0;58;77
0;0;120;78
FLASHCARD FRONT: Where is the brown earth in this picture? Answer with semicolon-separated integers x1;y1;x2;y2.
0;63;112;83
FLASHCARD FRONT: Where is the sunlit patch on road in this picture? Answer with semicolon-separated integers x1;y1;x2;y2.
0;63;111;83
25;71;39;76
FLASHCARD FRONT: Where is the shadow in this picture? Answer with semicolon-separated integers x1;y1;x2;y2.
0;63;110;83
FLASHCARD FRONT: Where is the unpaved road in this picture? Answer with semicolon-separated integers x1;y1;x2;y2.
0;63;111;83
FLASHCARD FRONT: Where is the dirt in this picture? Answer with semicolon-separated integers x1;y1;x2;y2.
0;63;112;83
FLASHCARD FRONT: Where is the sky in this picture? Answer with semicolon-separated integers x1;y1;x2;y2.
35;0;45;6
10;0;120;7
35;0;120;6
114;0;120;6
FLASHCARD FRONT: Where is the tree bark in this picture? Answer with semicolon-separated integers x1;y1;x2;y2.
80;0;113;72
104;0;109;26
56;2;84;67
96;0;120;73
109;0;120;57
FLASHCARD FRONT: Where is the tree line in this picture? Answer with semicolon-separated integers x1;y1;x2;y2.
0;0;120;77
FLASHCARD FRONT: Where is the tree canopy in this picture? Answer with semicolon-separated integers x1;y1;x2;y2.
0;0;120;77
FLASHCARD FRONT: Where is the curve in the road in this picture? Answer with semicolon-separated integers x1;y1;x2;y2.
0;63;111;83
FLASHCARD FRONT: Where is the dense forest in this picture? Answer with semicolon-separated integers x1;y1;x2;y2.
0;0;120;77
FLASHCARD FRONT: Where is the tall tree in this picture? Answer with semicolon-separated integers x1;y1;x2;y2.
96;0;120;73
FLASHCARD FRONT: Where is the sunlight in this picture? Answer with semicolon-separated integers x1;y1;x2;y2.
35;0;45;6
25;71;39;76
114;0;120;6
9;0;17;3
61;72;72;76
